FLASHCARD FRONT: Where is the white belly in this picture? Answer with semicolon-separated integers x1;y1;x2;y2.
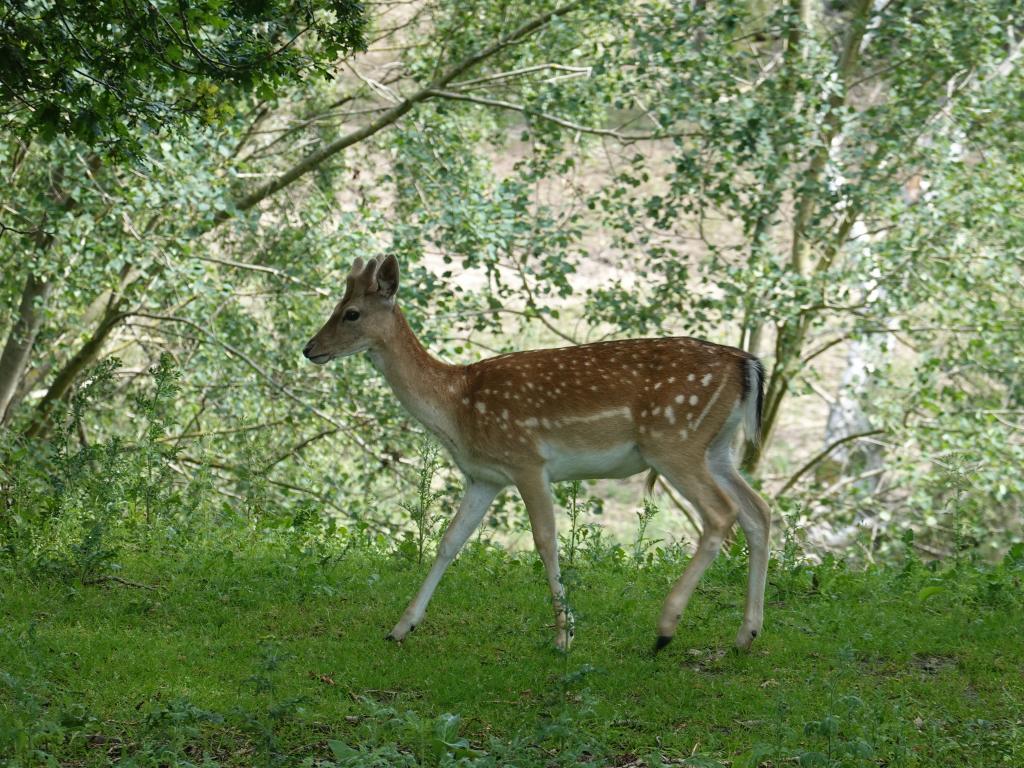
542;441;648;482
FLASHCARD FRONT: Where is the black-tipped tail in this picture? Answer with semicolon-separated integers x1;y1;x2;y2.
739;357;765;445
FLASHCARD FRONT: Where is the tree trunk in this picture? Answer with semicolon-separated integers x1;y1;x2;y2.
0;157;83;429
824;335;887;487
741;0;872;474
22;303;125;439
0;273;51;424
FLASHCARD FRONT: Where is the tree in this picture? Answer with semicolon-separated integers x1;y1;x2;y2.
2;1;1021;553
1;0;367;152
0;0;367;425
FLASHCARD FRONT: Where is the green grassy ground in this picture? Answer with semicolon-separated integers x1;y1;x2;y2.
2;535;1022;767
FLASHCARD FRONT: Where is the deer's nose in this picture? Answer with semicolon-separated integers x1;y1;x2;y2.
303;341;315;358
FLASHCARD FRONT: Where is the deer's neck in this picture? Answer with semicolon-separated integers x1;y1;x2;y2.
368;309;463;445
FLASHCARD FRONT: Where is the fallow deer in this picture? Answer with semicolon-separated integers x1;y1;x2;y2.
304;255;771;652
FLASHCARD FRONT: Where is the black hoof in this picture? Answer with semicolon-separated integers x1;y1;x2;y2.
653;635;673;654
385;624;414;643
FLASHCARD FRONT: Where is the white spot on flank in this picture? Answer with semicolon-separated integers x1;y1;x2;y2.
668;377;676;383
687;373;695;382
654;382;662;390
689;395;699;405
680;429;689;440
502;409;509;419
665;406;675;424
475;401;487;414
652;407;661;416
519;417;539;428
675;394;685;404
462;397;470;405
701;373;713;387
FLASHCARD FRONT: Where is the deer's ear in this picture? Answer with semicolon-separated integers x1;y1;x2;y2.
375;254;400;301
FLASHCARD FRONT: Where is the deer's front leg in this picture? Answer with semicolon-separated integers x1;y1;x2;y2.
388;481;502;642
516;471;574;651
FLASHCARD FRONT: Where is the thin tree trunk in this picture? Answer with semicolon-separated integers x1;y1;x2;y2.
742;0;872;473
22;303;126;439
0;157;84;429
3;283;121;424
789;0;871;276
0;274;52;424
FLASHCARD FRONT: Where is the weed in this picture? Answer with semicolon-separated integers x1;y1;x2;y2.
236;640;307;767
632;496;662;567
398;440;444;565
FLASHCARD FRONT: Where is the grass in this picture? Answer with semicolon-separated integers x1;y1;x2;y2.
2;530;1023;767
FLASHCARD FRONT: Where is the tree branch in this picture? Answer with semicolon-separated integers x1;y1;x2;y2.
428;89;673;141
449;63;591;90
127;312;414;469
776;428;885;498
194;254;330;296
208;1;586;229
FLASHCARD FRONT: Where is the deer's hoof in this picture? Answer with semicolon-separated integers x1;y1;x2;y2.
734;627;759;652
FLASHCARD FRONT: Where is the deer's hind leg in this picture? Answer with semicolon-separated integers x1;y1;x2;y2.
703;413;771;651
646;456;738;653
716;469;771;650
515;469;574;651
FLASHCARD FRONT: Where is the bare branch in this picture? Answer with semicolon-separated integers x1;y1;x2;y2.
428;89;677;141
449;63;591;90
776;429;886;498
128;312;414;469
194;254;331;296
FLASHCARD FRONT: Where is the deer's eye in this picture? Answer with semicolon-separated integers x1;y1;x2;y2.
343;309;360;322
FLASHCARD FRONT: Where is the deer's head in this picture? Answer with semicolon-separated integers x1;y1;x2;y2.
303;255;400;364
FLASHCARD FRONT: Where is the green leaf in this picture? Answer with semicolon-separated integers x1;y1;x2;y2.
917;586;947;602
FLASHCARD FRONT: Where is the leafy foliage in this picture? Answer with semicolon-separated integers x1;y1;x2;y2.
0;0;367;152
1;0;1022;564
